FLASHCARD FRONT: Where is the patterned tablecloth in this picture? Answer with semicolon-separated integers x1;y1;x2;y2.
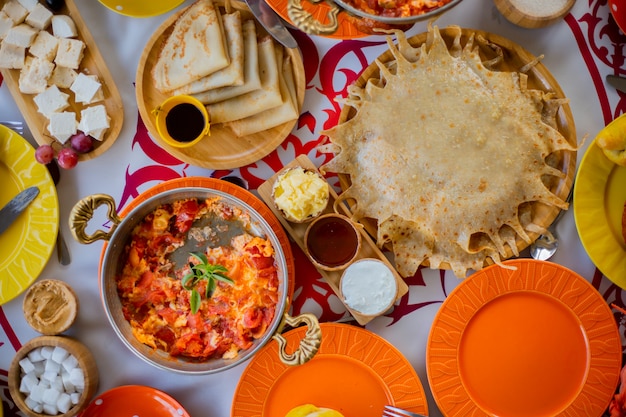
1;0;626;416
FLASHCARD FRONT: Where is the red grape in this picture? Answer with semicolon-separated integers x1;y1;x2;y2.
69;132;94;153
35;144;55;164
57;147;78;169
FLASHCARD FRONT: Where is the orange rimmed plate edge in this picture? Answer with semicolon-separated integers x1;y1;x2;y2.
426;259;622;416
79;385;190;416
231;322;428;416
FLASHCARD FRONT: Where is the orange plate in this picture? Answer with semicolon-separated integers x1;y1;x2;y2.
98;177;295;303
232;323;428;417
427;259;622;417
79;385;189;417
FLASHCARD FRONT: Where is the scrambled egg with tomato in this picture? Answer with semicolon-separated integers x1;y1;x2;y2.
117;197;279;360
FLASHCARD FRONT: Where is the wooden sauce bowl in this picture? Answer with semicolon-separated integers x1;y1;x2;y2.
494;0;575;28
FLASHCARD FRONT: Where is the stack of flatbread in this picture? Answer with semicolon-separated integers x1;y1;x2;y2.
152;0;298;137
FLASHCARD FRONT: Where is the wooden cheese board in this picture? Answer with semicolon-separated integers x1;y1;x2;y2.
258;154;408;326
0;0;123;161
135;0;305;170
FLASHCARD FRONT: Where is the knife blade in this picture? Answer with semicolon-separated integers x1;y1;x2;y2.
0;186;39;235
607;74;626;93
243;0;298;49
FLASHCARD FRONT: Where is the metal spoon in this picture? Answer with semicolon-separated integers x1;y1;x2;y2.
47;161;71;265
529;185;574;261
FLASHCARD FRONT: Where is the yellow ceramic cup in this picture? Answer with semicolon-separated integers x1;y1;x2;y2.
153;95;210;148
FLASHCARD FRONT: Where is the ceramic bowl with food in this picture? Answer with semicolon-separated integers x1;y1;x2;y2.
69;179;321;374
304;213;362;271
339;258;398;317
8;336;99;417
332;0;464;25
272;167;330;223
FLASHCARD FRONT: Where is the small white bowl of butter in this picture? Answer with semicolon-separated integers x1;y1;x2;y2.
339;258;398;317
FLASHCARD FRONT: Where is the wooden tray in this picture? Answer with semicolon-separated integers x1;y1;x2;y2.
135;0;305;170
258;154;408;325
0;0;124;161
337;27;577;270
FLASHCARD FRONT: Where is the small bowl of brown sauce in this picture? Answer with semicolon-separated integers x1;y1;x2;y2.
153;95;210;148
304;213;361;271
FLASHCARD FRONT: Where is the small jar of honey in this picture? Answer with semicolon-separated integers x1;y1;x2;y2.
153;95;210;148
304;213;361;271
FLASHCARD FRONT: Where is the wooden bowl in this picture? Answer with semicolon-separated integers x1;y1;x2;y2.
8;336;99;417
339;258;398;317
493;0;575;28
304;213;362;271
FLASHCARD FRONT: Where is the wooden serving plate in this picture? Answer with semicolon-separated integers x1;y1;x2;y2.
0;0;123;161
136;0;305;170
258;154;408;326
336;27;577;272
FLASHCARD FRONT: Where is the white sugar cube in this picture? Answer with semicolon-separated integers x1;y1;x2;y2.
68;367;84;389
19;372;39;393
33;360;45;376
25;396;43;413
43;403;58;415
27;347;45;362
51;375;64;392
42;369;58;383
51;346;69;364
40;346;54;359
42;387;61;405
19;357;35;374
44;358;61;373
61;354;78;372
57;392;72;413
61;371;75;392
70;392;81;405
29;383;45;402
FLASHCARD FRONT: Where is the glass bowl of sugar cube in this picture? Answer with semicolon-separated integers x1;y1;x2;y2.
8;335;99;417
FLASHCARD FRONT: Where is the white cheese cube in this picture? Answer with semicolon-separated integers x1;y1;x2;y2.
70;73;101;103
19;356;35;374
27;347;45;362
0;11;14;40
48;111;77;143
68;367;84;390
57;392;72;414
17;0;39;11
4;23;37;47
79;104;110;140
42;403;58;415
25;3;52;30
42;387;61;405
49;65;77;88
0;42;24;69
54;37;83;69
61;353;78;372
51;14;77;38
50;346;69;364
29;383;46;402
70;392;81;405
24;396;43;413
29;30;58;60
1;0;28;24
19;56;54;94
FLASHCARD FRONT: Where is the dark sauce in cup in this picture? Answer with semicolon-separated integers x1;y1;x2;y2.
305;215;360;268
165;103;206;143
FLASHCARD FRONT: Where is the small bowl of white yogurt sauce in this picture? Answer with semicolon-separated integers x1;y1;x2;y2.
339;258;398;317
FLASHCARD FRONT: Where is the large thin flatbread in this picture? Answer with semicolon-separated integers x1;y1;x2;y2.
206;37;282;124
227;54;298;136
193;20;260;105
152;0;230;93
173;11;244;94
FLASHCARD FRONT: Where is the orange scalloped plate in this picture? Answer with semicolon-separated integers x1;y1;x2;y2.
232;323;428;416
79;385;189;416
427;259;622;417
98;176;295;301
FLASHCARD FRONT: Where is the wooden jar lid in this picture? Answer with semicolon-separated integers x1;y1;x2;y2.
494;0;576;28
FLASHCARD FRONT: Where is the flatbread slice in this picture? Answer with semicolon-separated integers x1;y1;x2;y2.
152;0;230;93
193;19;260;105
206;36;282;124
173;11;244;94
227;54;298;136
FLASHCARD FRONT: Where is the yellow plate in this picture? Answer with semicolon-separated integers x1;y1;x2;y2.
573;140;626;287
0;125;58;305
98;0;185;17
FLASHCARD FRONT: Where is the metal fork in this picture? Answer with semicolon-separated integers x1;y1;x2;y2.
383;405;427;417
0;120;25;135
